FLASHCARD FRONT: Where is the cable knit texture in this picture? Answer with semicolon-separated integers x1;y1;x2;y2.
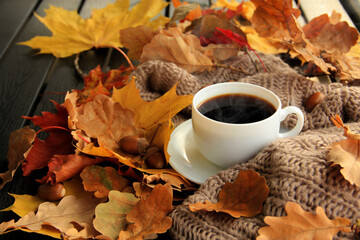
130;53;360;239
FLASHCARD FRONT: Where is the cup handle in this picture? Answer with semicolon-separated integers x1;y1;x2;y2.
277;106;304;138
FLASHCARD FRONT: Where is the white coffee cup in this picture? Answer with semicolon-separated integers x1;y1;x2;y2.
192;82;304;168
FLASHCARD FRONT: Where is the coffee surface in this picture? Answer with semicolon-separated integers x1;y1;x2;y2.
198;94;276;124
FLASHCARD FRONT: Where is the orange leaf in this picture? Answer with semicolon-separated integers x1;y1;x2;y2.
80;166;131;198
257;202;352;240
118;183;173;240
328;114;360;187
188;170;269;218
140;27;213;73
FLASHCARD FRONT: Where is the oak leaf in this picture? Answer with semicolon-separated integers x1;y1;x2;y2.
0;195;102;239
257;202;352;240
188;170;269;218
94;190;139;240
80;165;131;198
140;27;213;73
328;114;360;187
19;0;169;58
118;183;173;240
0;127;35;190
143;173;194;191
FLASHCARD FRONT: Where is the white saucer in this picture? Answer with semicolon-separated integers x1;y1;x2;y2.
167;120;224;184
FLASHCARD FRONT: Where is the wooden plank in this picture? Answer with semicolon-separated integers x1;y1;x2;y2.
0;0;39;59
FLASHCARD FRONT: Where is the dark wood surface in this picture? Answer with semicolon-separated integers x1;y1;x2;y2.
0;0;359;240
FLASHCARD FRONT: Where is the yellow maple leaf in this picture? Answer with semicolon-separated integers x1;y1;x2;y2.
19;0;169;58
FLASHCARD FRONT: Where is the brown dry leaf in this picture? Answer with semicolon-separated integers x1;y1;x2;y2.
303;11;358;56
251;0;301;40
94;191;139;240
120;26;159;60
257;202;352;240
76;94;144;154
133;182;152;199
143;173;194;191
118;183;173;240
80;166;131;198
188;170;269;218
140;27;213;73
328;114;360;187
0;127;35;190
0;195;102;239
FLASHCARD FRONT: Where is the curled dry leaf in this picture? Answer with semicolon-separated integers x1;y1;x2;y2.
257;202;352;240
0;195;103;239
171;0;202;23
328;114;360;187
80;165;131;198
188;170;269;218
0;126;35;190
119;183;173;240
140;27;213;73
94;190;139;240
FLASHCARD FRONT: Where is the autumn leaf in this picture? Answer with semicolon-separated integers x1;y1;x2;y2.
75;94;144;155
120;26;159;61
41;154;109;184
188;170;269;218
112;77;193;130
80;165;131;198
303;11;358;56
0;195;102;239
143;173;195;191
75;65;131;104
140;27;213;73
118;183;173;240
22;102;74;178
257;202;352;240
94;190;139;240
19;0;169;58
171;0;202;22
328;114;360;187
0;127;35;190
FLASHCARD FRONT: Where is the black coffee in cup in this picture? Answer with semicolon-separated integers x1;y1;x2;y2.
197;93;276;124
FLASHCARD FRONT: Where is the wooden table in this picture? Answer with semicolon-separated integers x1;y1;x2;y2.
0;0;358;239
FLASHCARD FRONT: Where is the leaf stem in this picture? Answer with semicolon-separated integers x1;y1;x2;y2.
74;53;85;77
100;45;135;71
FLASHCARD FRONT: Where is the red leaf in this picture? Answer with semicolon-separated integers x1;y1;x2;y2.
21;101;74;177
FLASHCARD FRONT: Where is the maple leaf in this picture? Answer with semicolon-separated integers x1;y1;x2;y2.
257;202;352;240
112;77;193;130
22;102;74;178
75;65;131;104
0;195;102;239
19;0;169;58
0;127;35;190
188;170;269;218
80;165;131;198
118;183;173;240
94;190;139;240
140;27;213;73
328;114;360;187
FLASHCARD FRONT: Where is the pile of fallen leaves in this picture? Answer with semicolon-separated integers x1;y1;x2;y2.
1;0;360;239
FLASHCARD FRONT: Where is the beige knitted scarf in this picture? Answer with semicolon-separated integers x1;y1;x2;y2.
131;53;360;239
